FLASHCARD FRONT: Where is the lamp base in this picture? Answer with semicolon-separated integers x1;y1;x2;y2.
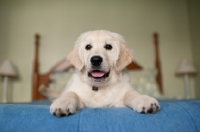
2;76;8;103
184;74;190;99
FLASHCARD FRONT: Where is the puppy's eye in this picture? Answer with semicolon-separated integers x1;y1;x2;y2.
85;44;92;50
104;44;112;50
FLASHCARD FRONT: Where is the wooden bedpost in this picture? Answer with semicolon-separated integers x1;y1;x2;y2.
153;33;163;94
32;34;52;100
32;34;40;100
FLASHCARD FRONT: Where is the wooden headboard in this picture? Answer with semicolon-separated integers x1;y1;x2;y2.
32;33;163;101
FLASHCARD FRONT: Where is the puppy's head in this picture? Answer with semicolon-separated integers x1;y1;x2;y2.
67;30;133;85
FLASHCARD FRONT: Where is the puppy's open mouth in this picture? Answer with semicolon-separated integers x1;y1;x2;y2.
88;70;110;80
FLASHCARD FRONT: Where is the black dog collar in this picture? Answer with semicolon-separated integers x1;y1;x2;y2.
92;86;98;91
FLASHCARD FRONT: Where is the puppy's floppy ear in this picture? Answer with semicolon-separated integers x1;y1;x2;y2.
116;44;134;71
67;31;91;71
67;44;84;71
112;33;134;71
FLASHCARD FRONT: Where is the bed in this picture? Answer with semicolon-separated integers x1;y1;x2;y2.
0;33;200;132
32;33;163;101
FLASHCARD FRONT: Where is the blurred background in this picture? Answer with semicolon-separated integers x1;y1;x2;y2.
0;0;199;102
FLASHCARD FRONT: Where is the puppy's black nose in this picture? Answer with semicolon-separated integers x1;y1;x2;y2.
91;56;103;66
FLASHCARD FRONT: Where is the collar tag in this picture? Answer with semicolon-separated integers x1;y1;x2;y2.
92;86;98;91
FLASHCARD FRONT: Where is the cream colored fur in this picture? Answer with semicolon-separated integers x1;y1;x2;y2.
49;30;160;117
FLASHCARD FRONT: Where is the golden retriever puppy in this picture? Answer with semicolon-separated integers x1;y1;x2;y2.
50;30;160;117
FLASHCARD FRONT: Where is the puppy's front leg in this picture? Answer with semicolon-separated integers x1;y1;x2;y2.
123;90;160;114
50;91;82;117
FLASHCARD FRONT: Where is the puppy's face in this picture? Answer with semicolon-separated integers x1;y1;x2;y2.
68;30;133;86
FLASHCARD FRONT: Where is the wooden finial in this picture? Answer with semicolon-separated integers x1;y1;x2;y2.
35;34;40;40
153;32;158;38
153;32;158;45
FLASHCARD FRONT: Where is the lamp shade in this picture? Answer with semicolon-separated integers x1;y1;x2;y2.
0;60;18;77
175;59;197;75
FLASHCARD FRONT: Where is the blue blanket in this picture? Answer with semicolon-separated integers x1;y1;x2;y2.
0;100;200;132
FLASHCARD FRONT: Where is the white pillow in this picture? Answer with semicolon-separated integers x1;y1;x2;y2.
128;69;162;98
49;68;162;98
49;69;73;92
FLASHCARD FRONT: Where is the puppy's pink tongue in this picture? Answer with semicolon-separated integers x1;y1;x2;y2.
91;71;105;77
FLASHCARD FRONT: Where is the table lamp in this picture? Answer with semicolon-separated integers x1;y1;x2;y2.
0;60;18;103
175;59;197;99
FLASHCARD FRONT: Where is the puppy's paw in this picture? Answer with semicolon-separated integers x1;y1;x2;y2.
50;98;79;117
133;95;160;114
